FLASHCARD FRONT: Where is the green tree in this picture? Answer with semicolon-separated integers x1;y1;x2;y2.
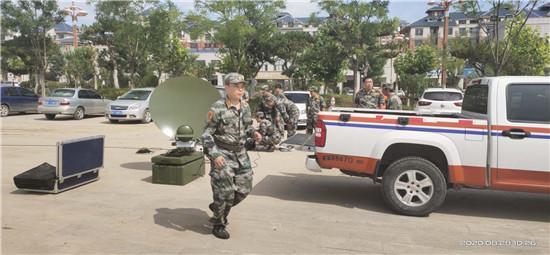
394;45;438;101
0;37;32;80
300;29;348;93
271;31;314;90
500;17;550;75
452;0;542;75
318;0;398;94
64;46;95;87
191;0;285;80
1;0;65;96
85;1;153;88
147;1;196;85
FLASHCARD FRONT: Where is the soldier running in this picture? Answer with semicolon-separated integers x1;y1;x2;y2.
201;73;262;239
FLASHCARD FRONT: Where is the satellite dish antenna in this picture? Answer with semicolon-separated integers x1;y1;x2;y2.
149;76;221;186
150;76;220;140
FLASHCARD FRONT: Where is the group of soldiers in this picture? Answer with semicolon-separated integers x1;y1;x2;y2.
201;73;403;239
254;84;300;151
354;77;403;110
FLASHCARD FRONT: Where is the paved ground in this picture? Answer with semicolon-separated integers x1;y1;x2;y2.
1;114;549;254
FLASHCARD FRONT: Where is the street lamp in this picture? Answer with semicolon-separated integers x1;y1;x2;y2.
428;0;454;88
64;1;88;49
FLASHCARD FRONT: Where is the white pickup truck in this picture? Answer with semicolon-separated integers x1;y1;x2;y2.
306;76;549;216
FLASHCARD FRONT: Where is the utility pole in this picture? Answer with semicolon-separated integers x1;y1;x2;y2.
64;1;88;49
429;0;455;88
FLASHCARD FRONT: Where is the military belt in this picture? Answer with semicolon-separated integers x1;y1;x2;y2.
214;138;243;152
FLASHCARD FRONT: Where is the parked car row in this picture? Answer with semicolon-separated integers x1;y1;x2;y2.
1;85;155;123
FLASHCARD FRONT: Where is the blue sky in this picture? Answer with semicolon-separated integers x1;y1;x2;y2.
58;0;439;27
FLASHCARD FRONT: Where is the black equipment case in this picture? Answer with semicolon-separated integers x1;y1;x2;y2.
13;135;104;193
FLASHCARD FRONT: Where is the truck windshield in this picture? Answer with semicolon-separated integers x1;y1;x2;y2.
285;93;309;104
119;90;152;100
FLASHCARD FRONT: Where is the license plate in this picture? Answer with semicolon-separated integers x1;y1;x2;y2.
45;99;57;106
111;110;123;115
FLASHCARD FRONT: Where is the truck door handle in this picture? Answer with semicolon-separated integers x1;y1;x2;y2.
502;129;531;139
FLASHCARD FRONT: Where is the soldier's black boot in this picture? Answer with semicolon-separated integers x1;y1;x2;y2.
212;225;230;239
209;203;228;225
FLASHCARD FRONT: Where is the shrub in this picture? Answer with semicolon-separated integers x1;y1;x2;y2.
97;87;130;100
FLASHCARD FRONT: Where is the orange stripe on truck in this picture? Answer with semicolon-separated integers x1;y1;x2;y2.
316;153;378;174
319;115;486;130
491;168;550;193
448;165;486;188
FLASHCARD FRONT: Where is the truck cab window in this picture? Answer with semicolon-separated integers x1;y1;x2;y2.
506;84;550;123
462;85;488;115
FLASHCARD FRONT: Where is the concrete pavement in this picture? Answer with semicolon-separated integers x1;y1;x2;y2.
1;114;549;254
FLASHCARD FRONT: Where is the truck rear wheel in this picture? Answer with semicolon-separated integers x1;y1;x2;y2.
381;157;446;217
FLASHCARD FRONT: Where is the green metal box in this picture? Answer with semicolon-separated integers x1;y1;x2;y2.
151;151;205;186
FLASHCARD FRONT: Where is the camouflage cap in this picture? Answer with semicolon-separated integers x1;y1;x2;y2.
308;86;319;93
224;72;246;85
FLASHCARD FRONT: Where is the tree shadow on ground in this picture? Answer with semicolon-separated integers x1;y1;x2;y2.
153;208;211;235
251;173;550;222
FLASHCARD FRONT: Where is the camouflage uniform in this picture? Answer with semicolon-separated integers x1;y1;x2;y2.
386;93;403;110
258;96;285;146
259;94;288;123
355;88;384;109
275;93;300;137
201;98;255;226
256;115;284;148
306;95;325;134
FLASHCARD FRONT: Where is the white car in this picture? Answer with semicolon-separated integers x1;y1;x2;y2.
283;91;310;127
106;88;154;123
415;88;463;115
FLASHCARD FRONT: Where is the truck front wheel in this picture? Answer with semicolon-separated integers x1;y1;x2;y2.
381;157;446;217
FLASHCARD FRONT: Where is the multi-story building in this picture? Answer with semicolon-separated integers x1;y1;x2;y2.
404;6;482;50
405;3;550;50
525;3;550;40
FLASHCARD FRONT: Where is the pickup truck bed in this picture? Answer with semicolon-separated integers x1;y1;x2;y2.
306;76;550;216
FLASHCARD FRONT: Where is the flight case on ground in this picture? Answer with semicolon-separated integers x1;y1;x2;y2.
13;135;105;193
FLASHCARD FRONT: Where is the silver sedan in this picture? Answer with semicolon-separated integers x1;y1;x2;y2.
105;88;154;123
38;88;111;120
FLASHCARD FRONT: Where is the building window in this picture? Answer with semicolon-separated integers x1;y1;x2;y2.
415;28;423;36
264;64;268;71
414;39;423;47
448;28;453;35
459;28;467;35
459;20;467;24
469;27;476;34
469;19;478;24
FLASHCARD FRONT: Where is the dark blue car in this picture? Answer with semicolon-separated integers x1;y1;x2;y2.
1;86;40;117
